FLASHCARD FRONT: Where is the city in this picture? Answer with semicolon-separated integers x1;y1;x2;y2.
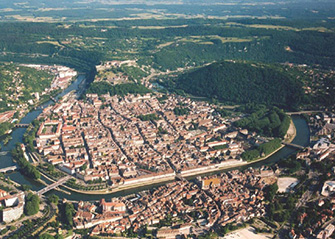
0;0;335;239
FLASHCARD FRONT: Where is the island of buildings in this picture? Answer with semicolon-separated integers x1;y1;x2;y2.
3;66;335;238
34;92;269;191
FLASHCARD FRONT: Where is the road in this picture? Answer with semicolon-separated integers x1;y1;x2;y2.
142;61;215;85
286;110;323;115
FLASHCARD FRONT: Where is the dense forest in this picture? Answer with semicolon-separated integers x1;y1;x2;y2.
11;146;40;180
0;18;334;74
235;106;291;138
173;61;304;109
0;18;332;115
86;82;151;96
0;122;12;136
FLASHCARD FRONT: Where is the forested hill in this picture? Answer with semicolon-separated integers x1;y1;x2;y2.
176;61;304;108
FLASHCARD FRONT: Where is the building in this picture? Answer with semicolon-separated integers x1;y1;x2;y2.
317;224;335;239
201;177;221;189
321;181;335;196
0;193;25;223
100;199;126;213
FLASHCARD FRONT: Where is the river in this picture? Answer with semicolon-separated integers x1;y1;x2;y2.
0;75;310;201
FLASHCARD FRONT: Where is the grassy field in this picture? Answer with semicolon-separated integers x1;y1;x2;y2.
226;22;334;32
5;15;62;22
157;41;175;48
36;41;63;47
132;24;188;29
174;35;253;45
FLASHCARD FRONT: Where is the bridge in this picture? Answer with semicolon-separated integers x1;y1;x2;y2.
0;151;9;156
37;175;71;196
175;173;187;182
286;111;323;116
50;96;57;102
14;124;30;128
282;142;305;150
0;166;17;173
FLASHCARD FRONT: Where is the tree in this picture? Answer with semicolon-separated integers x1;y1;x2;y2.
54;234;63;239
11;146;40;180
24;193;40;216
264;183;278;202
39;233;54;239
48;194;59;205
138;114;159;121
80;163;87;171
286;195;296;210
173;107;189;116
60;202;75;229
242;138;282;161
47;164;55;172
19;184;31;191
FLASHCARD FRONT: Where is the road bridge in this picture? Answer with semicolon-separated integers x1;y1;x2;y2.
0;166;17;173
50;96;57;102
282;142;305;150
14;124;30;128
175;173;187;182
37;175;71;196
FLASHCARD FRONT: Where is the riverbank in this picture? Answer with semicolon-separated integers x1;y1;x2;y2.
242;118;297;165
38;166;175;195
285;118;297;143
180;118;297;179
61;174;176;195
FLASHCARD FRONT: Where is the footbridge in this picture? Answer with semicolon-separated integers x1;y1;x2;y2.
0;166;17;173
0;151;9;156
37;175;71;196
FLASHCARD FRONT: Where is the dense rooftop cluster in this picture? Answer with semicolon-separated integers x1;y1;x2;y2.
72;168;268;237
35;93;263;187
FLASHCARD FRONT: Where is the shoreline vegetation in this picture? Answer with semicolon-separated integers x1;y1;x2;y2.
36;118;297;196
